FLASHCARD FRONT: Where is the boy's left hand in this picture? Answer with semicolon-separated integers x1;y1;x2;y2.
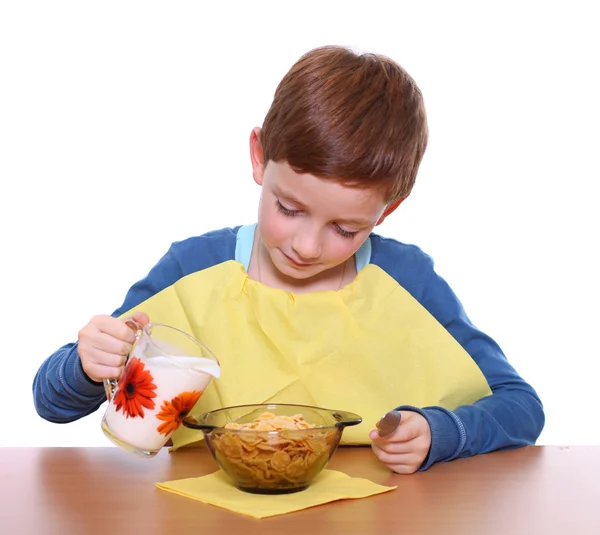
369;411;432;474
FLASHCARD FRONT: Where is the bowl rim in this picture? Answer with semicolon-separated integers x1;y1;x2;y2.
182;402;362;433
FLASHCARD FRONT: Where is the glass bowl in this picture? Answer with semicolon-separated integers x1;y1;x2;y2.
182;403;362;494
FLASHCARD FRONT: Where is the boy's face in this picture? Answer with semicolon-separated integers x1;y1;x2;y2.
252;156;392;283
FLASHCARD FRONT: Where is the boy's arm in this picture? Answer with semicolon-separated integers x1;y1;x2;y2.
33;227;238;423
398;267;545;471
32;247;184;423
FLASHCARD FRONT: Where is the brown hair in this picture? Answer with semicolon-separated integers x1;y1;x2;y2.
260;45;428;201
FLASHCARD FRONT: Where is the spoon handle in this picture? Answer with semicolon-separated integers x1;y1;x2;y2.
376;410;402;437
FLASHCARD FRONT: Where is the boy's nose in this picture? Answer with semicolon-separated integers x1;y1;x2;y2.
291;232;321;261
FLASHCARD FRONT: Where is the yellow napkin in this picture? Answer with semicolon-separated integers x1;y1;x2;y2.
156;469;396;519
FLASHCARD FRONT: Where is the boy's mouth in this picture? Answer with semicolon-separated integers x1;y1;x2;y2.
282;252;313;268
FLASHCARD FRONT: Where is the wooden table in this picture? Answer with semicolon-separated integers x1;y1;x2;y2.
1;445;597;534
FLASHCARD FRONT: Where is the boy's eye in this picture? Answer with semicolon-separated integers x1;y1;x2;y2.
275;199;358;239
335;224;358;239
276;201;301;217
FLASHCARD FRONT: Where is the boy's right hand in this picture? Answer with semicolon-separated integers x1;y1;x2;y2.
77;311;150;383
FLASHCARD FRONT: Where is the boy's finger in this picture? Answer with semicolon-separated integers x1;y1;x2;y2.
89;347;128;369
94;315;136;343
83;362;124;382
371;443;420;470
370;422;417;443
372;437;419;455
132;311;150;326
120;311;150;340
91;333;132;358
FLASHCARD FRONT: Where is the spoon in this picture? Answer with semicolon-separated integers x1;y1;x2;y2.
376;410;402;437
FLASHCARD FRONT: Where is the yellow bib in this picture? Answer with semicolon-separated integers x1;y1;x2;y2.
121;261;491;448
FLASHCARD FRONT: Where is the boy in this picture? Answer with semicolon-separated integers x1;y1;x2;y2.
33;45;544;474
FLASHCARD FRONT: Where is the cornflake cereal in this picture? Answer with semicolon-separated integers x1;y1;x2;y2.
211;411;338;491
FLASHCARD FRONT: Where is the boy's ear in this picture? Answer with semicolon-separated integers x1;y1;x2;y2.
250;127;265;186
376;196;407;226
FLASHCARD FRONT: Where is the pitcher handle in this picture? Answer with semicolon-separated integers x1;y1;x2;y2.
331;410;362;428
103;317;145;401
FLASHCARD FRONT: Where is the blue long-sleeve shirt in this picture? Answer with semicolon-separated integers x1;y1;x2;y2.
33;225;544;469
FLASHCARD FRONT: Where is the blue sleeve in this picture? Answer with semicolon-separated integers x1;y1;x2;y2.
32;246;185;423
398;264;545;470
32;228;238;423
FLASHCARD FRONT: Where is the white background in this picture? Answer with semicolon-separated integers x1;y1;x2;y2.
1;1;598;447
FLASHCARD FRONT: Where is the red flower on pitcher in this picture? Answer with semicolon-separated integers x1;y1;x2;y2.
114;357;157;418
156;391;203;436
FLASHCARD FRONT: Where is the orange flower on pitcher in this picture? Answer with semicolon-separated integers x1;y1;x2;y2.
114;357;157;418
156;391;203;436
